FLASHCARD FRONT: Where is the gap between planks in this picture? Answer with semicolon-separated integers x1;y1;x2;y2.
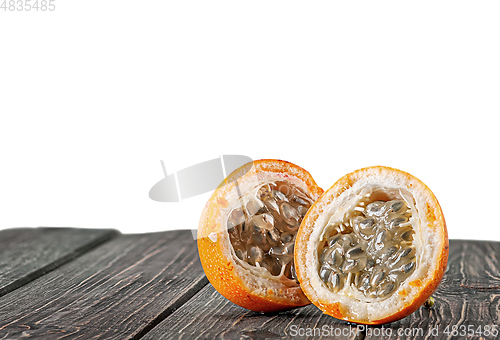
0;229;209;340
0;227;121;299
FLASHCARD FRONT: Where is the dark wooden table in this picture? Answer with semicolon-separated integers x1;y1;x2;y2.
0;228;498;340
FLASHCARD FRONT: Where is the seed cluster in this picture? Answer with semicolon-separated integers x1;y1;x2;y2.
318;196;416;300
227;181;314;281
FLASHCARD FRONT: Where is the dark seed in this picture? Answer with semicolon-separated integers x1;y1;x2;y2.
251;232;267;245
262;196;279;212
262;256;280;275
273;190;287;202
270;245;286;256
358;218;376;237
328;234;342;247
270;262;282;276
341;234;353;247
365;258;375;269
400;247;413;258
360;218;375;230
294;197;309;206
281;232;294;243
296;205;308;217
371;268;385;286
402;261;416;274
358;273;371;290
386;246;398;258
322;247;334;265
235;249;245;260
282;223;299;234
283;262;294;279
240;222;252;240
260;241;271;253
257;184;271;199
320;265;332;283
330;273;342;292
253;214;275;231
228;224;239;240
346;246;364;260
375;229;387;250
322;248;342;267
290;264;297;281
401;230;413;242
389;217;408;229
280;202;300;227
322;247;343;267
292;188;312;204
248;246;263;264
332;249;343;267
388;247;415;268
267;228;280;244
390;259;417;278
390;200;405;214
343;259;360;273
376;229;386;243
378;282;395;297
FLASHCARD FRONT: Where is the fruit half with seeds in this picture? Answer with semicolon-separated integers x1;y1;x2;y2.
198;159;323;312
295;166;448;324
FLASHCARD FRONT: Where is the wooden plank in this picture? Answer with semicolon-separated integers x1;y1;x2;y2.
141;283;362;340
0;229;208;340
0;227;120;298
363;240;500;340
143;240;500;340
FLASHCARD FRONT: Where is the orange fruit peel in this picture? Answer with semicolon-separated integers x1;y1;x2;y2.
295;166;448;324
198;159;323;312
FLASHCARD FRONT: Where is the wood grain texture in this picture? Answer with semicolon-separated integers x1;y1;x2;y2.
1;229;498;340
363;240;500;340
141;283;362;340
143;240;500;340
0;227;120;298
0;230;208;340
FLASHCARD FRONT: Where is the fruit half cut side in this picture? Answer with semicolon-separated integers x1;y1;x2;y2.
295;166;448;324
198;159;324;312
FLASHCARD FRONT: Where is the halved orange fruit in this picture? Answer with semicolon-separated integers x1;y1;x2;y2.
295;166;448;324
197;159;323;312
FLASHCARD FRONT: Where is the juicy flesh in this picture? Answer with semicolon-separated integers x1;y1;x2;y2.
227;181;314;282
318;193;416;300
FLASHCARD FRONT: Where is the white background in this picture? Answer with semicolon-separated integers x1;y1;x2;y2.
0;1;499;240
